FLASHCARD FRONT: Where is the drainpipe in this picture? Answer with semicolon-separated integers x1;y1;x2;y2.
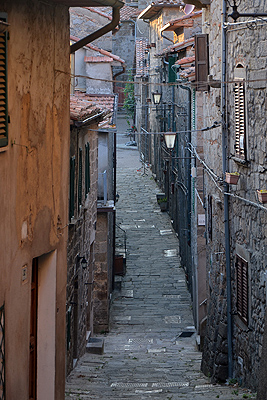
180;84;191;247
70;0;124;54
222;0;233;379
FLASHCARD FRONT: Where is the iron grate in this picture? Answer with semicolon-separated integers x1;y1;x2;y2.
179;331;195;338
0;304;5;400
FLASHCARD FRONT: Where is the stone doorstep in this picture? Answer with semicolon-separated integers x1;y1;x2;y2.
86;337;105;355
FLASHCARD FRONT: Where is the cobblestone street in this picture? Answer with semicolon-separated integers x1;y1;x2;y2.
65;115;256;400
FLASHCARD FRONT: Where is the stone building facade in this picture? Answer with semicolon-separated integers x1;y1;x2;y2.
197;0;267;392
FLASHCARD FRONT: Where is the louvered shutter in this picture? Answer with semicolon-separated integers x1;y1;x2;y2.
234;81;246;160
85;142;90;196
78;148;82;207
195;34;209;91
0;14;8;147
69;156;75;221
236;255;248;324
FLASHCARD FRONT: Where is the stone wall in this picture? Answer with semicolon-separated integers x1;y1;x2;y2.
94;211;114;333
200;0;267;391
67;123;98;375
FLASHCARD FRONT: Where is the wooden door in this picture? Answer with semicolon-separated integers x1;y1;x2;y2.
29;259;38;400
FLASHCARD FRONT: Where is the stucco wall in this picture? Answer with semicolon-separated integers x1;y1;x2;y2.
0;1;70;399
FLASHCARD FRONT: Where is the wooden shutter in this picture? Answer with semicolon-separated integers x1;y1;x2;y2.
78;148;82;207
85;142;90;196
0;13;8;147
236;255;248;324
234;81;246;160
69;156;75;221
195;34;209;91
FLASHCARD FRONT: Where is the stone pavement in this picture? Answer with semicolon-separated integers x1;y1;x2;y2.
65;116;256;400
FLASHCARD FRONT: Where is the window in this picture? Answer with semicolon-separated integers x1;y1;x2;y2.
78;148;82;207
85;142;90;196
236;255;248;325
69;156;75;221
234;65;246;160
195;34;209;91
0;13;8;147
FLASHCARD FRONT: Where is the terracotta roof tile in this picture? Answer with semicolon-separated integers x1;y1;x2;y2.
156;37;195;57
70;92;116;125
84;56;114;62
176;56;195;65
135;38;149;77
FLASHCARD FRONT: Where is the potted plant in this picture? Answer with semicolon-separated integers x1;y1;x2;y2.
257;190;267;204
156;193;168;211
225;172;240;185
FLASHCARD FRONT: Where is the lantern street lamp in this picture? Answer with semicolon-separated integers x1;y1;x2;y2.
164;132;176;149
152;90;162;105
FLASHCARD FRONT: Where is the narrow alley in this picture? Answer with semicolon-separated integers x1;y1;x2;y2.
65;114;256;400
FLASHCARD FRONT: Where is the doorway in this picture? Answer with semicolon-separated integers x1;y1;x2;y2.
29;252;57;400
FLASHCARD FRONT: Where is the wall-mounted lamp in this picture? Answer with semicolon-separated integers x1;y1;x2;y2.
76;255;88;269
228;0;267;22
164;132;176;149
152;90;162;105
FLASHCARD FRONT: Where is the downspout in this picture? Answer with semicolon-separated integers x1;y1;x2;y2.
222;0;233;378
180;84;191;248
70;0;124;54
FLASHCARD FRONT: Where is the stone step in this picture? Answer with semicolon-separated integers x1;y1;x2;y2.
86;337;104;355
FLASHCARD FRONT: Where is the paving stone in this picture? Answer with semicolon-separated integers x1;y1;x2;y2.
65;123;256;400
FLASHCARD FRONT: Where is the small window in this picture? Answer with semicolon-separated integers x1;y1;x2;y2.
85;142;90;196
0;13;8;147
69;156;75;221
234;65;247;160
236;255;248;325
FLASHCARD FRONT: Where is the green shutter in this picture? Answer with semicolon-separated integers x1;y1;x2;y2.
85;142;90;196
78;148;82;206
0;13;8;147
69;156;75;221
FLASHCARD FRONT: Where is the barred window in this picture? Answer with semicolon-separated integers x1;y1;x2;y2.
236;255;248;325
